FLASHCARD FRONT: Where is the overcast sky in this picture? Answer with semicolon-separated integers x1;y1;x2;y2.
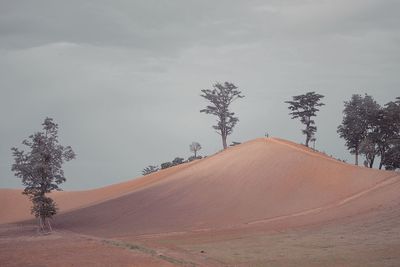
1;0;399;190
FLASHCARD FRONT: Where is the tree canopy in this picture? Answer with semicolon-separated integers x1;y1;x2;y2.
337;94;380;165
375;97;400;169
200;82;244;149
285;91;325;147
11;117;75;232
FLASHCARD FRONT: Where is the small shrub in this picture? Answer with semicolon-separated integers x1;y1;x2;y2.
161;162;173;169
172;157;185;166
142;165;159;175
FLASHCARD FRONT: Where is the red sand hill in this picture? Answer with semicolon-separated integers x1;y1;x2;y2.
1;138;399;238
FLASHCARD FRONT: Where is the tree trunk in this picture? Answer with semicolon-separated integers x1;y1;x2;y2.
379;148;385;170
355;151;359;166
369;156;375;168
39;216;45;232
194;150;197;158
379;161;383;170
222;134;227;149
38;217;43;232
304;122;311;147
47;219;53;232
221;130;228;149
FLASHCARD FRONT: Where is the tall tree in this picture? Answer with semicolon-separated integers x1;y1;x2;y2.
189;142;202;158
11;118;75;232
285;91;325;147
371;97;400;169
337;94;380;165
200;82;244;149
382;140;400;170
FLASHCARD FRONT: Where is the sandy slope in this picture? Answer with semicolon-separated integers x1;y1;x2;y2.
0;160;195;224
2;137;400;266
48;138;399;236
1;138;398;231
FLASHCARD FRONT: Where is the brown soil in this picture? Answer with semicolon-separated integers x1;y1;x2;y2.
1;138;399;266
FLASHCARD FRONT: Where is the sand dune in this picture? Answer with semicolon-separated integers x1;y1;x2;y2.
30;138;400;236
1;138;399;233
2;137;400;266
0;159;195;224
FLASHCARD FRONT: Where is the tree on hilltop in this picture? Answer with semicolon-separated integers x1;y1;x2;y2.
200;82;244;149
372;97;400;169
337;94;380;165
189;142;202;158
285;91;325;147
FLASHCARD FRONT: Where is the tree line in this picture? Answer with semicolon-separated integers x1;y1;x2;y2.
338;95;400;169
198;82;399;170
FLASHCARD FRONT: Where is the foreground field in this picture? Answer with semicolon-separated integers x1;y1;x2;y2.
133;202;400;267
2;202;400;267
1;138;400;266
0;224;177;267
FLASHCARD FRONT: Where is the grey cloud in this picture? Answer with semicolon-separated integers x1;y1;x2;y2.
5;0;399;52
0;0;257;52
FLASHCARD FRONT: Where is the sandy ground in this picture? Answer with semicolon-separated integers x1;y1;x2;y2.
0;160;195;224
2;202;400;267
0;224;182;267
1;138;400;266
52;138;399;237
131;200;400;267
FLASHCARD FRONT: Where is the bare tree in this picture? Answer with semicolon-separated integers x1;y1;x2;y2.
200;82;244;149
189;142;202;157
11;118;75;232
